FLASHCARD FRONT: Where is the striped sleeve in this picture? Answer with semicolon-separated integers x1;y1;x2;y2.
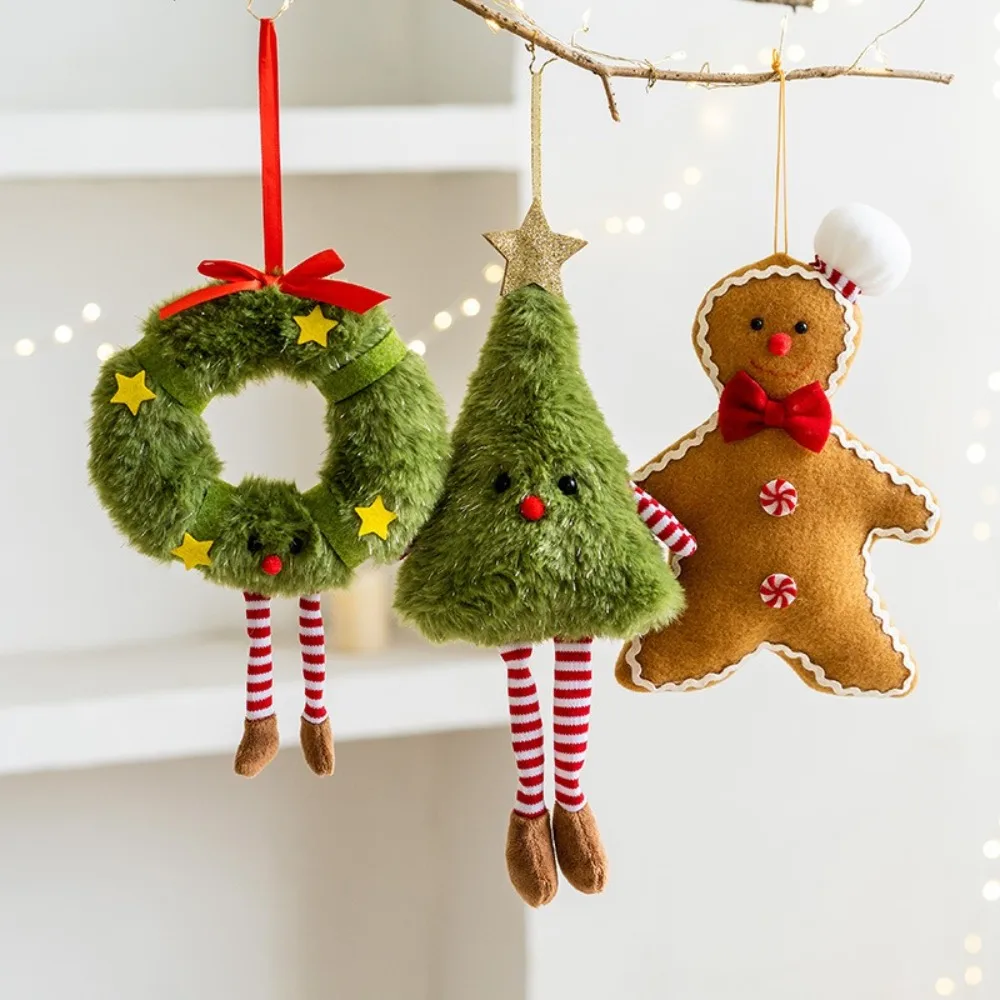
631;482;697;560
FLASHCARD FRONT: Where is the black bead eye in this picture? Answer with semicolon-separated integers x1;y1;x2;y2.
750;317;765;331
558;475;578;496
494;471;511;493
247;534;264;554
794;321;809;334
289;536;306;555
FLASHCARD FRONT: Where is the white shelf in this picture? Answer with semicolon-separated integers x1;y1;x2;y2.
0;104;527;180
0;637;504;776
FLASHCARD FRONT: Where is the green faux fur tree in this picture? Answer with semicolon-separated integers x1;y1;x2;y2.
395;284;684;646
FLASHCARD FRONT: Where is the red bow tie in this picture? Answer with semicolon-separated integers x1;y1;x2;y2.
718;371;832;453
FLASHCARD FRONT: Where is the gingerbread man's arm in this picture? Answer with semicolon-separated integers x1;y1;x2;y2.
833;426;939;540
631;416;720;555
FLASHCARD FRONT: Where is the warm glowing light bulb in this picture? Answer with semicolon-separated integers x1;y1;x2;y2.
663;192;682;211
966;934;983;955
966;967;983;987
433;311;453;331
13;338;35;357
935;979;955;997
82;302;101;323
984;839;1000;859
54;325;73;344
408;339;426;356
483;264;504;284
604;216;624;234
626;216;645;234
701;104;728;136
787;44;805;63
461;298;481;317
683;167;702;186
982;879;1000;901
968;443;987;464
96;342;115;361
973;522;991;542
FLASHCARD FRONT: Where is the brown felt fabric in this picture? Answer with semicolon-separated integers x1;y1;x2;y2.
552;803;608;895
234;716;280;778
300;717;335;776
617;253;938;697
505;810;559;908
698;253;862;395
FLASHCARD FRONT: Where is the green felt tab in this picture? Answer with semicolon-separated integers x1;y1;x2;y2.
190;480;235;540
132;340;212;414
302;483;369;571
320;331;409;404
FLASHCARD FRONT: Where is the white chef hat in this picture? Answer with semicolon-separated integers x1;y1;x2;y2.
812;204;912;302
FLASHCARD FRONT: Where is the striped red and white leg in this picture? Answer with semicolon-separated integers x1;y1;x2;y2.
552;638;593;812
551;637;607;895
298;594;334;776
502;643;559;907
234;592;280;777
504;643;546;818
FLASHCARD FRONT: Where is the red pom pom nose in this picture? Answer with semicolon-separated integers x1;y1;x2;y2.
261;554;283;576
519;495;547;522
768;333;792;357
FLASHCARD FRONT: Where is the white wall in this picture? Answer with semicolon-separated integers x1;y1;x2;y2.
0;729;524;1000
524;1;999;998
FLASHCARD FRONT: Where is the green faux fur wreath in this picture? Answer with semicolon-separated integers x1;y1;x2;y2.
89;286;450;598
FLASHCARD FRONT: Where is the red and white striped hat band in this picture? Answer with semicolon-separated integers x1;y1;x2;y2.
812;256;862;303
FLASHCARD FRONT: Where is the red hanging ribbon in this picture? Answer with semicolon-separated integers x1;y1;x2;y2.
159;19;387;322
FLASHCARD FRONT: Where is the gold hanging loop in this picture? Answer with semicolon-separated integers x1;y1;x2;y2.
246;0;295;21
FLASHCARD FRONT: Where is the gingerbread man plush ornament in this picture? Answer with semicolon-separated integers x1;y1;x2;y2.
617;204;939;697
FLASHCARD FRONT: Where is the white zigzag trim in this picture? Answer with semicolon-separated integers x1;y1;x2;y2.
624;422;939;697
694;264;859;397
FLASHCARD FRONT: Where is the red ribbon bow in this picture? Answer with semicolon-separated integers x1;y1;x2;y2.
159;250;388;321
718;371;832;453
159;19;387;322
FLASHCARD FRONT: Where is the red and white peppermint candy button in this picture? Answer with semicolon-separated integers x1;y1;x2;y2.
759;479;798;517
760;573;798;609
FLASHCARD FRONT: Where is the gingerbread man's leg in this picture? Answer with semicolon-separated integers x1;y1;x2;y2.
616;588;765;692
774;588;915;697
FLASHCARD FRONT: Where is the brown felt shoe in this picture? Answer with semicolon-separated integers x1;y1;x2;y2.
234;716;280;778
505;810;559;908
552;802;608;895
300;716;335;776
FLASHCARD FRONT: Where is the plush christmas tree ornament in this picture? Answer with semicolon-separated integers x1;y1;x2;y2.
395;70;693;908
616;204;939;697
88;18;449;778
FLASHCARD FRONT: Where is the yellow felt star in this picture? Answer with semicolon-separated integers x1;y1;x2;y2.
355;496;397;540
294;306;339;348
171;533;214;571
484;199;587;298
110;370;156;416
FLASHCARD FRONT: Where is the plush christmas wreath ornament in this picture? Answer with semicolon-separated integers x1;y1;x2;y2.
88;18;449;779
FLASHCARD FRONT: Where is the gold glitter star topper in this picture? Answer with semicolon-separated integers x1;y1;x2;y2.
483;65;586;299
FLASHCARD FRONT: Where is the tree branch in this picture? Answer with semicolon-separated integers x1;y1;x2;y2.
743;0;814;8
452;0;953;122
